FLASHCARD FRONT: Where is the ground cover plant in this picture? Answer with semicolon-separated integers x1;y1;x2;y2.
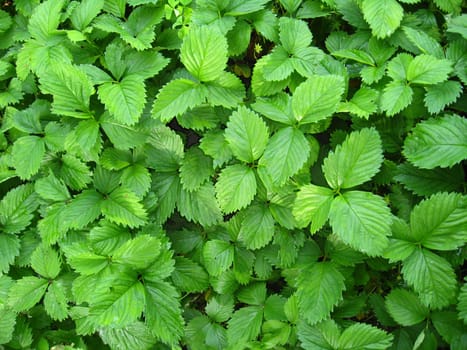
0;0;466;349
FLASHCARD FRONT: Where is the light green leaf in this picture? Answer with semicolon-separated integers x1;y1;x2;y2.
227;306;263;345
0;308;15;344
252;93;294;125
332;49;375;66
227;19;252;56
225;0;271;16
205;71;246;108
146;125;184;172
180;147;214;192
180;26;227;82
262;46;295;81
70;0;104;31
424;80;462;114
200;130;233;168
329;191;392;256
406;55;452;85
63;190;103;229
11;136;45;180
259;127;310;186
279;17;312;54
35;172;70;202
292;75;345;124
323;128;383;189
203;239;234;276
98;75;146;125
293;184;334;233
387;53;413;81
206;294;235;323
7;276;48;312
215;164;257;214
66;250;108;275
152;78;206;122
99;321;156;350
297;319;340;350
225;106;269;163
402;248;457;309
0;235;20;274
152;172;180;224
403;115;467;169
113;235;161;269
338;87;378;119
0;184;38;234
28;0;64;41
101;187;148;228
89;220;131;256
124;50;170;80
433;0;462;13
410;192;467;250
381;81;413;116
171;257;209;293
402;26;444;58
338;323;393;349
385;289;429;326
59;154;93;190
251;56;290;97
44;281;68;321
239;204;275;250
297;262;345;325
361;0;403;39
39;64;94;118
30;245;61;279
121;164;151;198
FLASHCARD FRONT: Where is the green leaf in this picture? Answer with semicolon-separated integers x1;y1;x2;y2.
121;164;151;198
458;281;467;323
98;75;146;125
297;262;346;325
239;204;275;250
63;190;103;229
432;0;462;13
205;72;246;108
381;81;413;116
215;164;257;214
11;136;45;180
7;276;48;312
113;235;161;269
361;0;403;39
44;281;68;321
403;115;467;169
152;78;206;122
329;191;392;256
39;64;94;118
0;235;20;274
323;128;383;189
227;306;263;345
35;172;70;202
171;256;209;293
58;154;93;190
332;49;375;66
0;184;38;234
297;319;340;350
66;250;108;275
180;26;227;82
70;0;104;31
293;184;334;233
338;323;393;350
259;127;310;186
279;17;312;54
424;80;462;114
402;26;444;58
200;130;233;168
0;308;15;344
225;106;269;163
99;321;156;350
385;288;429;326
409;192;467;250
27;0;64;41
407;55;452;85
338;87;379;119
124;50;170;80
251;56;290;97
30;245;61;279
206;294;235;322
402;248;457;309
203;240;234;276
262;46;295;81
101;187;148;228
292;75;345;124
252;93;294;125
225;0;271;16
180;147;214;192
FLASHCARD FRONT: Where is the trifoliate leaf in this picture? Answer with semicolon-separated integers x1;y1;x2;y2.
293;184;334;232
381;81;413;116
424;80;462;114
361;0;403;39
402;248;457;309
152;78;206;122
44;281;68;321
98;75;146;125
409;192;467;250
225;106;269;163
329;191;392;256
338;87;379;119
292;75;345;124
385;288;429;326
39;64;94;118
215;164;257;214
171;257;209;293
338;323;393;349
7;276;48;312
227;306;263;345
406;55;453;85
30;245;61;279
113;235;161;269
203;240;234;276
403;115;467;169
259;127;310;186
11;136;45;180
0;184;38;234
279;17;312;54
323;128;383;189
180;25;227;82
238;204;275;250
101;187;148;228
179;147;214;192
0;235;20;274
297;262;345;325
262;46;295;81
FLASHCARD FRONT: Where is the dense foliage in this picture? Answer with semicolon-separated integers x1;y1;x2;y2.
0;0;466;349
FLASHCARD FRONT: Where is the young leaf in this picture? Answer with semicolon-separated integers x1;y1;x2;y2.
406;55;452;85
329;191;392;256
180;25;228;82
403;115;467;169
338;323;393;349
402;248;457;309
224;106;269;163
297;262;346;325
11;136;45;180
30;245;61;279
293;184;334;232
292;75;345;124
101;187;148;228
121;164;151;198
259;127;310;186
238;204;275;250
203;240;234;276
385;289;429;326
7;276;48;312
361;0;403;39
323;128;383;189
215;164;257;214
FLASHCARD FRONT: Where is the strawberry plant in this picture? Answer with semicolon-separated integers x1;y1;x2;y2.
0;0;466;349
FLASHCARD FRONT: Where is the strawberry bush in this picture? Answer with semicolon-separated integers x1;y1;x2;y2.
0;0;466;349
